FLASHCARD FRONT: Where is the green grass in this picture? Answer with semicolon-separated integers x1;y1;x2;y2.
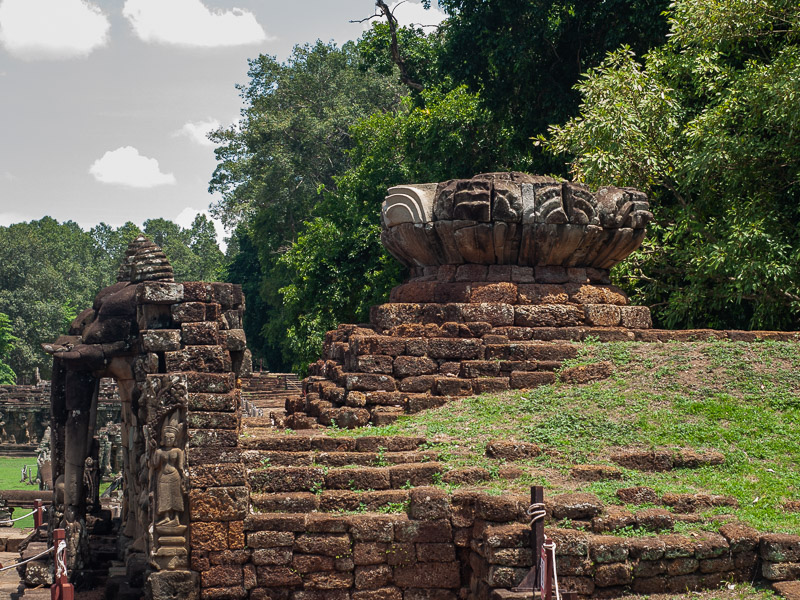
0;456;40;528
335;340;800;535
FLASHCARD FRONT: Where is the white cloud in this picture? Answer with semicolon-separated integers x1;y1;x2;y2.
89;146;176;188
0;0;109;60
176;118;220;147
1;170;14;181
122;0;269;47
175;207;227;251
363;1;448;30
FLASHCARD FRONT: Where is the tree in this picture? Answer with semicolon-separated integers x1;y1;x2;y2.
430;0;670;171
0;218;101;380
0;217;225;380
546;0;800;329
0;312;17;384
277;85;513;371
209;40;407;370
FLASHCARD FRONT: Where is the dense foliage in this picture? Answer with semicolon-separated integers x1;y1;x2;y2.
209;41;409;370
0;312;16;384
0;216;224;381
547;0;800;329
213;2;676;372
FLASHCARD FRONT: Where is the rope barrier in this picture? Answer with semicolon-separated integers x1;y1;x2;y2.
0;508;38;524
0;545;53;572
543;538;561;600
526;502;546;525
55;540;67;579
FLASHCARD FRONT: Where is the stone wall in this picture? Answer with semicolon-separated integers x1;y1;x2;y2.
0;380;120;446
189;485;800;599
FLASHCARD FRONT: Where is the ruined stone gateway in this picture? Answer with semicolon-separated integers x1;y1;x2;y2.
34;176;800;599
43;236;249;597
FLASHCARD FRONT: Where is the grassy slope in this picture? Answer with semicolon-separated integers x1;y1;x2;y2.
336;340;800;536
0;456;39;528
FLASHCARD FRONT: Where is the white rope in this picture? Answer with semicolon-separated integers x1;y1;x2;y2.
0;508;38;524
0;545;53;572
55;540;67;580
526;502;546;525
543;538;561;600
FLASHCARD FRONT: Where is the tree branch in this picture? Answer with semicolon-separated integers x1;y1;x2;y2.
375;0;424;91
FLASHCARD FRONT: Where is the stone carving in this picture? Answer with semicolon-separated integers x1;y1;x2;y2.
381;172;653;269
145;375;189;571
151;411;185;527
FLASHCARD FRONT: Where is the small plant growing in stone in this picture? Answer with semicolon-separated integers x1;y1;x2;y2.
374;445;389;467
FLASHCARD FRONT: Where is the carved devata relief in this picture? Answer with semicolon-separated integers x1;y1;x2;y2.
143;374;188;570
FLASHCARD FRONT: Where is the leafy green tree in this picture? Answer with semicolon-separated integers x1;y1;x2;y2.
209;40;407;370
429;0;670;170
546;0;800;329
277;85;513;371
0;218;101;380
0;312;17;384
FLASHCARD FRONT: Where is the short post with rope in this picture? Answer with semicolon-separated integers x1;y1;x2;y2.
33;499;43;529
512;485;577;600
51;528;74;600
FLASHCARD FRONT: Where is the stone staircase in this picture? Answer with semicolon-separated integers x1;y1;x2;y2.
292;332;602;430
240;373;302;424
241;434;446;514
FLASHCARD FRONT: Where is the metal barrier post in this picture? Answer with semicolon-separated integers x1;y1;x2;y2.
33;499;42;529
51;529;74;600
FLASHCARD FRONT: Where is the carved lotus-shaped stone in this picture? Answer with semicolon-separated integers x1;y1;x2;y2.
381;172;652;269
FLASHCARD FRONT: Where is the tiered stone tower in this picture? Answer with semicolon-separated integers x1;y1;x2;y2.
291;172;654;428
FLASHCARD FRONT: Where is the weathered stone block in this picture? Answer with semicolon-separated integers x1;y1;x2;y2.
517;284;568;305
427;338;482;359
509;371;555;389
515;305;584;327
166;345;229;373
394;356;438;378
584;304;621;327
620;305;652;328
188;392;238;412
594;562;632;587
471;283;518;304
189;486;248;522
761;534;800;562
138;282;184;304
393;562;460;588
186;372;235;393
141;329;181;352
294;534;351;557
461;303;515;326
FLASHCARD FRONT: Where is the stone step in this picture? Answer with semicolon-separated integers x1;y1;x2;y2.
247;462;445;493
239;434;427;452
250;490;412;513
240;449;439;468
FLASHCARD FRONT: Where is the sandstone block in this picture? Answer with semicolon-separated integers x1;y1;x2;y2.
514;305;584;327
189;486;248;522
620;305;652;328
461;303;515;326
509;371;555;389
138;281;184;304
393;562;460;588
584;304;621;327
141;329;181;352
471;283;518;304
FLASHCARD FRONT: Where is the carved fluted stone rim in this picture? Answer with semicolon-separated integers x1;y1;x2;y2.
380;172;653;269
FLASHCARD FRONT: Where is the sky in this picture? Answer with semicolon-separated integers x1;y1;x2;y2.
0;0;447;246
